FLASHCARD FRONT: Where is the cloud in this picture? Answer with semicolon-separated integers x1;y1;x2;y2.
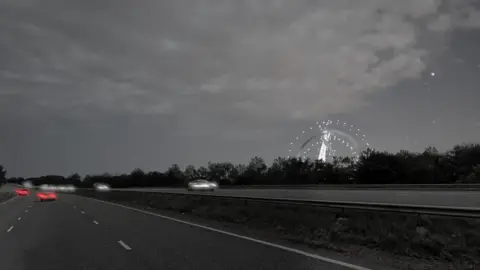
196;0;480;120
1;0;480;124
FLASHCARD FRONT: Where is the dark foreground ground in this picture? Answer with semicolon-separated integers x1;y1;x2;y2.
75;190;480;270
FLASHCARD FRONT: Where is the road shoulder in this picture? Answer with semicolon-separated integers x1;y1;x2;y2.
0;192;16;204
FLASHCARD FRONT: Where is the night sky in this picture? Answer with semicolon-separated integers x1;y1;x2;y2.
1;0;480;177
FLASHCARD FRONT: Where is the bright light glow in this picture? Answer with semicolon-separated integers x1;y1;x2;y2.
94;183;111;191
22;181;33;188
289;119;370;162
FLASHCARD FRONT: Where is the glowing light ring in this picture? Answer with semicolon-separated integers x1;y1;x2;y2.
287;120;370;162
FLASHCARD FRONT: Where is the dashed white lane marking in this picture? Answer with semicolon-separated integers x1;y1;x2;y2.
25;210;28;213
117;240;132;250
93;220;99;225
17;217;21;221
7;226;14;233
84;197;370;270
81;211;85;214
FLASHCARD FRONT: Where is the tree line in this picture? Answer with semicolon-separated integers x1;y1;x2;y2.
0;165;6;186
4;143;480;188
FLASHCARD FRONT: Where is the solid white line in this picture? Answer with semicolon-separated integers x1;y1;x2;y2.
118;240;132;250
84;196;370;270
7;226;14;232
93;220;99;225
0;196;18;204
17;217;21;221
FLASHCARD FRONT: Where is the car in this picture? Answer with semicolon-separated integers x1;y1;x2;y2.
65;185;76;192
187;179;218;191
36;191;57;202
39;184;53;191
22;181;33;188
56;185;75;192
94;183;110;191
15;188;29;196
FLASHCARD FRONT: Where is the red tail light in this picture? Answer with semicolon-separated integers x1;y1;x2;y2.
15;189;29;195
37;192;56;199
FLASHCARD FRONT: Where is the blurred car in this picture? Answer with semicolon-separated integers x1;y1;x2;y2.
39;184;55;191
15;188;29;196
22;181;33;188
94;183;110;191
65;185;76;192
55;185;75;192
187;179;218;191
36;191;57;202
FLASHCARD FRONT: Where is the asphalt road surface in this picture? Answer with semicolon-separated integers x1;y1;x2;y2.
0;190;371;270
125;187;480;208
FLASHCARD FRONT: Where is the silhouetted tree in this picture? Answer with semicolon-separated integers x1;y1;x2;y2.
197;166;209;179
0;165;6;184
166;164;185;185
66;173;81;186
207;162;236;185
184;165;198;181
466;165;480;182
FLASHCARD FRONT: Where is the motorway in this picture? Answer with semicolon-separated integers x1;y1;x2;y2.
0;186;372;270
126;187;480;208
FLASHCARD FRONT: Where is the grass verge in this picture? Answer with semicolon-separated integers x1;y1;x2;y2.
75;190;480;270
